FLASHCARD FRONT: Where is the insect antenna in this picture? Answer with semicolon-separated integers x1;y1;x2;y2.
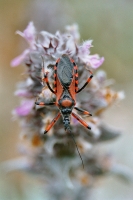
67;130;84;169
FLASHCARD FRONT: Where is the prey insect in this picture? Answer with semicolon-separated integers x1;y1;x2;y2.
35;54;93;168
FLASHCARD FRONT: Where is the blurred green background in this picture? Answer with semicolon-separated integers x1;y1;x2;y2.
0;0;133;199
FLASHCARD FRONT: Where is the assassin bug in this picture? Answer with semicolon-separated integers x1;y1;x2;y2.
35;54;93;133
35;55;93;167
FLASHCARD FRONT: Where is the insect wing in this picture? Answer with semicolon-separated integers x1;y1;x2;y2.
57;55;74;88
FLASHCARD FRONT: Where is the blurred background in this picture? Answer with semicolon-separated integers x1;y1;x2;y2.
0;0;133;199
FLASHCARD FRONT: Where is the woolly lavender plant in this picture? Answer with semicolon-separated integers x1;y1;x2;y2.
10;22;125;199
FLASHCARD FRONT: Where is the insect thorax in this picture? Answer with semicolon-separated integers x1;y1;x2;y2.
58;88;75;108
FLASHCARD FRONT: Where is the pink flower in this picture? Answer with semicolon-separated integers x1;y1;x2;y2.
14;99;35;116
88;54;105;69
16;22;36;49
14;89;32;97
11;49;29;67
78;40;93;55
11;22;37;67
78;40;104;69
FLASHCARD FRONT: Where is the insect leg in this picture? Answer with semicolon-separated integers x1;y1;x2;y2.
74;107;92;116
72;112;91;130
35;101;56;106
44;112;61;134
76;70;93;93
43;72;55;94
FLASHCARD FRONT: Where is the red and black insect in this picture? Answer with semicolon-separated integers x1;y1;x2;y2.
35;54;93;134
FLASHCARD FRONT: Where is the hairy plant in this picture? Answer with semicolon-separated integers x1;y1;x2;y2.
5;22;129;199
